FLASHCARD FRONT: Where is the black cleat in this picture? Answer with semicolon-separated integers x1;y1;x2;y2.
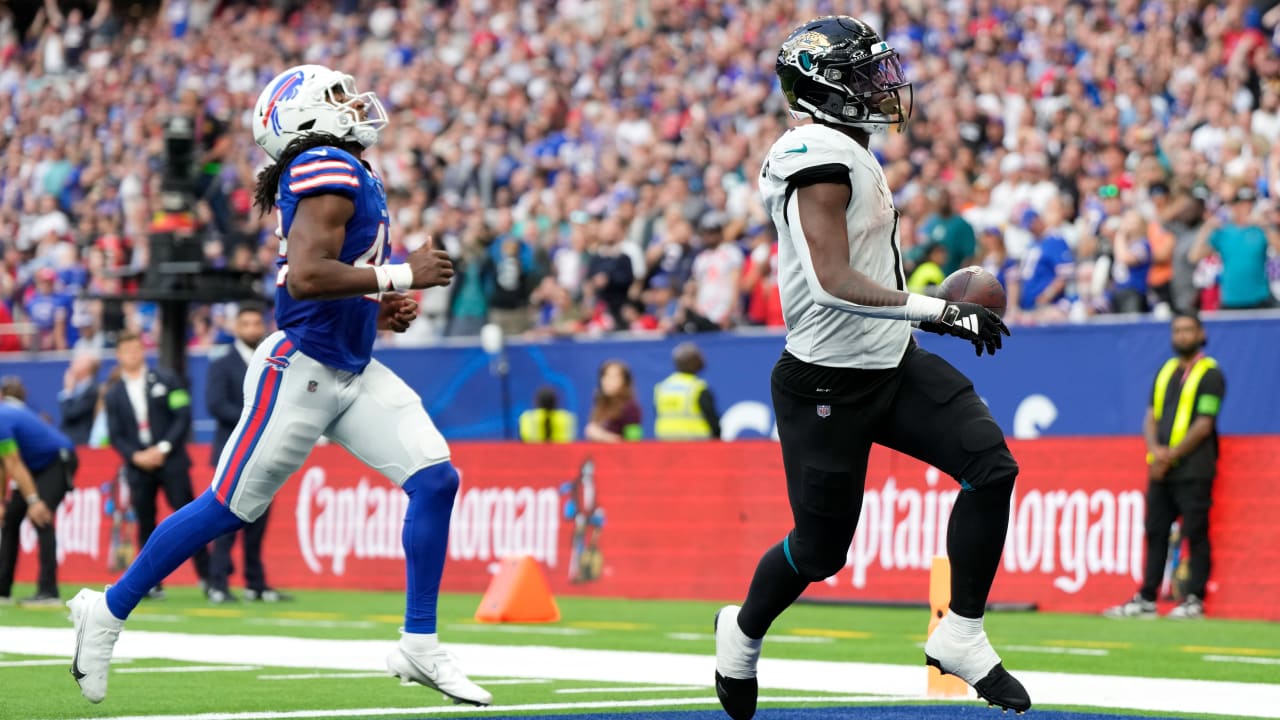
927;655;1032;714
715;670;758;720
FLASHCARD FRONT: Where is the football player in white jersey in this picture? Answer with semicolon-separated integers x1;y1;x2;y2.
713;16;1029;719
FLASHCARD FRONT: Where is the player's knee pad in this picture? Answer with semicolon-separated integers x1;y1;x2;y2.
959;425;1019;492
785;532;851;582
403;461;460;507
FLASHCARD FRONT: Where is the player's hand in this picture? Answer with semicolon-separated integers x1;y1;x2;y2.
406;242;454;289
377;293;419;333
26;499;52;527
920;302;1010;356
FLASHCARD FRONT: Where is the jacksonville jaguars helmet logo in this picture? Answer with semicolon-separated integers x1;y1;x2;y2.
781;31;833;74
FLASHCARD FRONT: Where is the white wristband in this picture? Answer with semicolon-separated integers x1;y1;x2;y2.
904;293;947;322
373;264;415;293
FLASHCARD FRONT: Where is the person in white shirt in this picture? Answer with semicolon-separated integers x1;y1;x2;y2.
713;17;1028;720
104;331;206;600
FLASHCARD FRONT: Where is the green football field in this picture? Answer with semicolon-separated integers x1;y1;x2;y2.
2;584;1278;720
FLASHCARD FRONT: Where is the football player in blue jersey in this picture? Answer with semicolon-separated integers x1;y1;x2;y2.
68;66;491;707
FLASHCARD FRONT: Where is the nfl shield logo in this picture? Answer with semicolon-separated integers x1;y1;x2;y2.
816;404;831;418
307;380;318;393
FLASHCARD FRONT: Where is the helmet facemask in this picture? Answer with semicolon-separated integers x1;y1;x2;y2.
319;75;388;149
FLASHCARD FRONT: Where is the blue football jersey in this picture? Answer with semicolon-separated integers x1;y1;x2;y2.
275;146;389;373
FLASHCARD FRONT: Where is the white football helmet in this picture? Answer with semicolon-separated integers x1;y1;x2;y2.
252;65;388;160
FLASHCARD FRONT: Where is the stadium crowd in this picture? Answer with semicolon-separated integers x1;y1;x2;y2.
2;0;1280;354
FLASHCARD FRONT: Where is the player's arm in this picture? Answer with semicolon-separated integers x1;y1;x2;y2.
791;182;1007;354
286;195;453;300
285;195;380;300
0;439;51;527
792;182;942;316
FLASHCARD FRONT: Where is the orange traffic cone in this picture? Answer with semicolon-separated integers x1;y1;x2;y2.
475;555;561;623
927;555;971;698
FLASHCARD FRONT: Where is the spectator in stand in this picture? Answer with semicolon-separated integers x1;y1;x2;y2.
585;220;635;330
583;360;642;443
1145;183;1177;312
920;188;976;275
1191;187;1280;310
979;228;1018;292
25;268;75;351
489;235;535;338
1008;210;1074;324
690;216;743;330
58;353;101;446
1111;212;1153;314
1169;186;1212;315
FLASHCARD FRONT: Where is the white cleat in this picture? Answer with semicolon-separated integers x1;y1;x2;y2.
67;588;124;703
387;645;492;706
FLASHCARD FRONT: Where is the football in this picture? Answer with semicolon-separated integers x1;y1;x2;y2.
936;266;1007;318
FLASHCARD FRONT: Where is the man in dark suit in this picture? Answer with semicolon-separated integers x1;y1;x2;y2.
58;353;101;446
105;330;207;599
205;305;290;603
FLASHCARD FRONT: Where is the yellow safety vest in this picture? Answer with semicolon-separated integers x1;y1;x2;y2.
518;408;577;443
1149;356;1218;462
653;372;712;440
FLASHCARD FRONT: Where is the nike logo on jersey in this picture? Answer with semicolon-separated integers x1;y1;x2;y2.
783;144;808;154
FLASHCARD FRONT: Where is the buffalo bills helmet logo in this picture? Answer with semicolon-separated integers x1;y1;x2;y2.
263;70;305;136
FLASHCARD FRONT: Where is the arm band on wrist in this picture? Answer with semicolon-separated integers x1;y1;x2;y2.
373;264;414;293
25;493;40;505
904;293;947;322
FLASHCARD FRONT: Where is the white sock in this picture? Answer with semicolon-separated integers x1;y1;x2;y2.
928;612;1000;684
944;612;984;641
93;594;125;628
400;631;440;654
716;610;763;679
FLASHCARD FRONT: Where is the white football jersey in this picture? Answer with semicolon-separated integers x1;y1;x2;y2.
759;123;912;369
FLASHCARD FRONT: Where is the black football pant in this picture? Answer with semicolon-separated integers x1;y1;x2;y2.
130;469;210;583
1140;476;1213;601
738;346;1019;638
0;451;77;597
208;504;272;594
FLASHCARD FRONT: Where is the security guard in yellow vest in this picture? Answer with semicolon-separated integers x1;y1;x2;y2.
519;387;578;443
1105;313;1225;620
653;343;721;441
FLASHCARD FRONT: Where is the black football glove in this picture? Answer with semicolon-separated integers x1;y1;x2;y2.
919;302;1010;356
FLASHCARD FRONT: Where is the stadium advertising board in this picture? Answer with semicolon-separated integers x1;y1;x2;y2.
16;439;1279;620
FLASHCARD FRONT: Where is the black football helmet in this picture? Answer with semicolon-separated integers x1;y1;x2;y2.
776;16;912;132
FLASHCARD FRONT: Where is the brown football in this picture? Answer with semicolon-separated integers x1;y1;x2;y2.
936;266;1007;318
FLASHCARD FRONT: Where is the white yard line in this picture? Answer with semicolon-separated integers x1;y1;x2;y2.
67;695;910;720
258;672;395;681
444;624;590;636
1003;645;1109;657
6;626;1279;718
554;685;702;694
665;632;834;644
116;665;261;674
1203;655;1280;666
0;657;133;667
245;618;376;630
